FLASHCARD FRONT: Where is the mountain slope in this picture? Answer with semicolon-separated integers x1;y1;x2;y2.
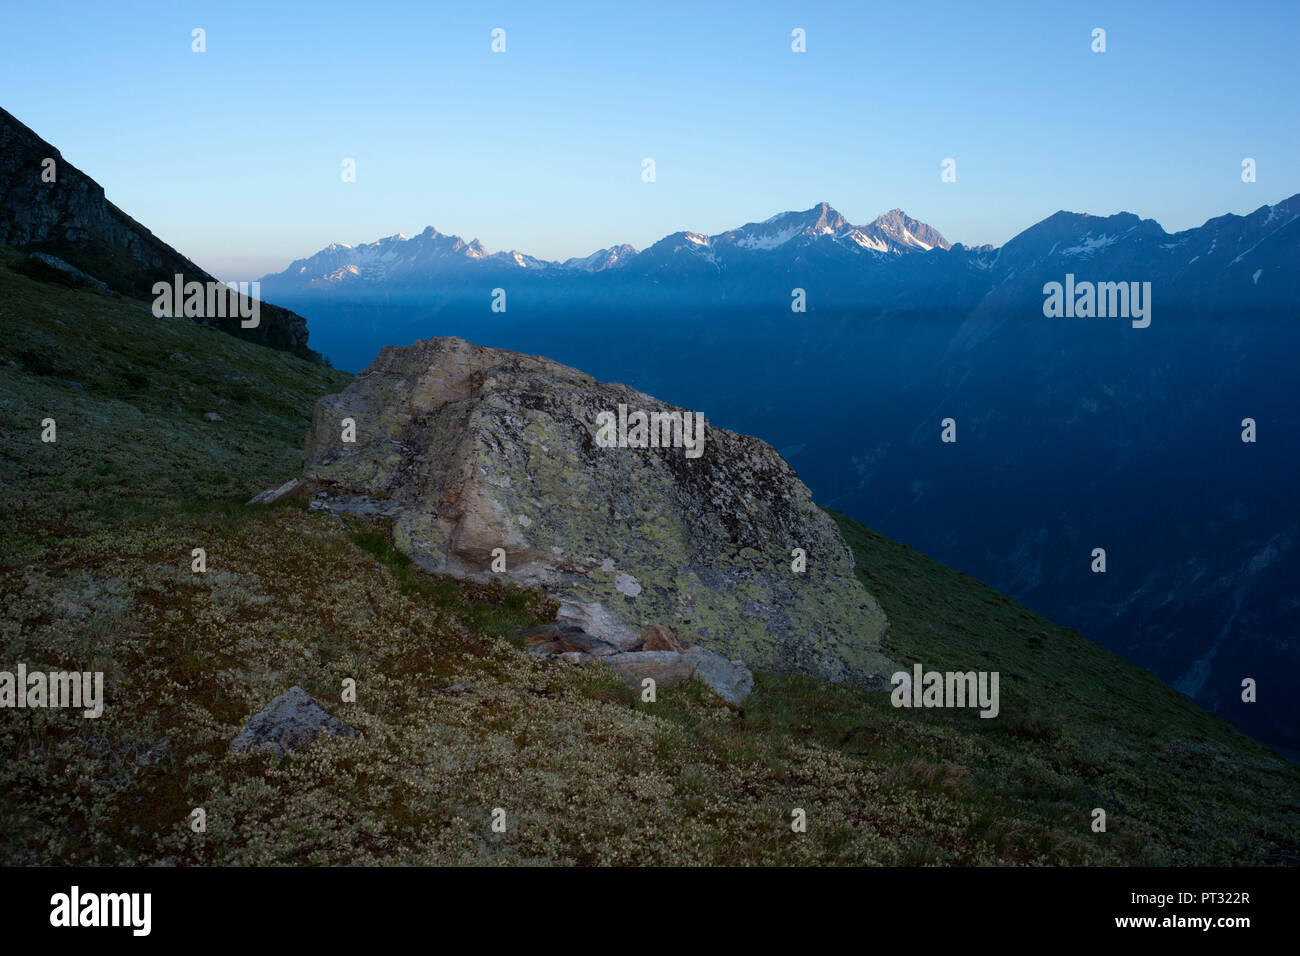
1;248;1296;865
0;106;318;359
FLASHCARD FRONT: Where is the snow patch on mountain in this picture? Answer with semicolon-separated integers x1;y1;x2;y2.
1060;234;1119;256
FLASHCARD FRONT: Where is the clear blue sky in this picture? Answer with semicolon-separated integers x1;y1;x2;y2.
4;0;1298;280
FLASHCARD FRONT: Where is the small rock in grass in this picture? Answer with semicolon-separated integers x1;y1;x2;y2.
230;686;357;756
247;477;302;506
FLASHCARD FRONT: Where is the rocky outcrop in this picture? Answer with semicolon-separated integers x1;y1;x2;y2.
517;620;753;704
301;337;895;686
230;686;357;756
23;252;112;292
0;105;318;360
247;477;304;506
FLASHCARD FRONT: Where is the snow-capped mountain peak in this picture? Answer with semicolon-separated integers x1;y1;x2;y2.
711;203;949;255
718;202;851;250
562;243;640;272
861;209;951;251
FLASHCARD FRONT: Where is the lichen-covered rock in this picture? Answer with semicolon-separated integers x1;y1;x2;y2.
302;336;894;684
230;686;357;756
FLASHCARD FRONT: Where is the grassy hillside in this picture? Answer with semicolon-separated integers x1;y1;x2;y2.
1;246;1296;865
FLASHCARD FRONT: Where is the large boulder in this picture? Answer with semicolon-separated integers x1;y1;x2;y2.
302;337;894;684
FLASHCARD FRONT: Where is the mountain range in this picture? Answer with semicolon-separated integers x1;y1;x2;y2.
262;197;1298;317
263;203;962;290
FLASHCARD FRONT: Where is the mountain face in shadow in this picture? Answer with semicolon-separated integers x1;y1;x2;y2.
0;106;318;360
262;197;1300;755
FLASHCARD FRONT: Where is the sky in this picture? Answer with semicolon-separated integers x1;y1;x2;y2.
3;0;1298;281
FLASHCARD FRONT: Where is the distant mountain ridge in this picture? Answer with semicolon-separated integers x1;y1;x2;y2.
261;195;1300;319
261;201;960;292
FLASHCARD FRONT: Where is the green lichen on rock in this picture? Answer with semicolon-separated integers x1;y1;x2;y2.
302;337;894;683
